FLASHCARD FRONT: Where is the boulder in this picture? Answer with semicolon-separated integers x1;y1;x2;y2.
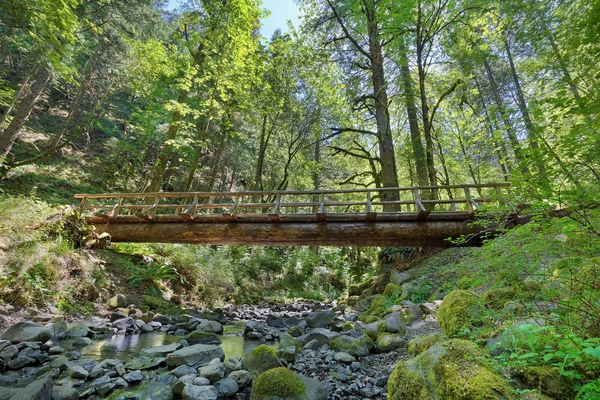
437;290;484;337
329;335;370;357
197;359;225;383
123;357;166;370
0;322;51;343
113;317;135;331
9;374;52;400
407;334;444;357
298;328;340;347
51;385;78;400
388;339;515;399
376;333;403;353
214;377;238;397
100;343;119;354
242;345;280;378
306;309;335;329
66;323;92;338
196;320;223;334
140;342;182;357
390;270;411;285
182;384;218;400
333;352;355;364
107;294;127;310
185;331;221;345
383;312;407;334
279;333;302;352
250;367;327;400
166;344;225;368
228;370;252;388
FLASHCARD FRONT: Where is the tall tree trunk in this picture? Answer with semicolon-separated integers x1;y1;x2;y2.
483;59;529;176
0;65;52;162
206;128;229;193
254;114;268;192
146;42;205;193
364;1;399;210
399;38;428;187
504;36;547;183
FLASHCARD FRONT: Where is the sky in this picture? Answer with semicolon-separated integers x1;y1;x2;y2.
166;0;301;39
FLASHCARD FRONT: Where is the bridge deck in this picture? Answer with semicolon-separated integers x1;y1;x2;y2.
75;183;513;247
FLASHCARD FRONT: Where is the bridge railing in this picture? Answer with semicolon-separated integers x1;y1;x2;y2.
74;183;510;222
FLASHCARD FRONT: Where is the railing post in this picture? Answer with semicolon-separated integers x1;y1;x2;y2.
268;194;281;222
414;188;428;219
78;196;87;214
366;190;376;222
317;192;326;222
223;196;238;221
464;187;474;214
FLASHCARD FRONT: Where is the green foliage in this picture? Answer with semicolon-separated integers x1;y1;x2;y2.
250;367;305;399
437;290;485;337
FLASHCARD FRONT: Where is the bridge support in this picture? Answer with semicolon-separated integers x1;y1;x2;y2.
90;221;495;247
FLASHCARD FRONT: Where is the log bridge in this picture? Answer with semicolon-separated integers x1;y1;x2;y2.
74;183;516;247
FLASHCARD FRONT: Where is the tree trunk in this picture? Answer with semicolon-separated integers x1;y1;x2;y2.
0;66;52;161
184;118;212;192
504;36;547;183
483;59;529;176
364;2;399;210
146;42;205;193
206;127;229;193
399;38;428;187
254;114;268;192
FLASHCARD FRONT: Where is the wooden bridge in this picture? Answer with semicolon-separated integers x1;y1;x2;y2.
74;183;516;247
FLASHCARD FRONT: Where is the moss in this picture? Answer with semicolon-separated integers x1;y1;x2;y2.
481;287;515;309
384;283;400;297
141;295;163;309
243;345;280;378
347;295;360;306
407;334;443;357
330;335;369;357
377;320;387;334
376;333;402;353
185;330;220;344
288;326;302;337
518;366;572;398
348;284;361;296
388;339;515;400
437;290;484;337
370;295;386;310
250;367;306;400
342;322;354;332
358;314;380;324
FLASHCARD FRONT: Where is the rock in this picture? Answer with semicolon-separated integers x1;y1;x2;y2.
123;370;144;383
195;320;223;334
0;344;18;361
48;346;65;355
278;346;296;363
113;317;135;331
437;290;484;337
185;331;221;345
390;270;411;285
51;385;78;400
329;335;369;357
108;294;127;310
50;357;69;370
197;359;225;383
0;322;52;343
333;352;355;364
214;377;238;397
388;339;515;399
420;300;443;315
123;357;166;370
47;321;68;340
66;323;92;338
228;370;252;388
171;365;198;378
182;384;218;400
100;343;119;354
73;337;92;348
279;333;302;352
383;312;407;334
9;374;52;400
298;328;340;347
153;314;172;324
516;365;572;398
140;342;182;357
250;367;327;400
8;355;36;369
306;309;335;328
376;333;403;353
407;334;443;357
242;344;280;378
68;364;89;379
166;344;225;368
193;377;210;386
173;376;196;396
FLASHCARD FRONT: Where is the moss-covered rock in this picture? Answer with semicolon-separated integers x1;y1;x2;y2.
140;295;163;309
342;322;354;332
185;330;221;345
376;333;403;353
348;285;361;296
358;314;380;324
347;295;360;306
288;326;302;337
250;367;305;400
329;335;369;357
243;345;281;378
388;339;515;400
481;287;516;310
437;290;484;337
407;334;443;357
516;366;572;399
384;283;400;297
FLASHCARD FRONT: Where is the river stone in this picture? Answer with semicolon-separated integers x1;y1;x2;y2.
227;370;252;388
122;370;143;383
300;375;328;400
49;346;65;355
124;357;166;370
197;359;225;383
186;331;221;345
166;344;225;368
182;384;218;400
173;375;196;396
334;352;355;364
299;328;340;347
8;355;36;369
376;333;403;353
196;320;223;334
0;322;52;343
100;343;119;354
66;323;92;338
279;333;302;352
113;317;134;331
306;309;335;328
383;312;407;334
47;321;68;340
50;357;69;370
9;374;53;400
153;314;172;324
68;364;89;379
172;365;198;378
390;270;411;285
51;385;78;400
329;335;370;357
0;344;18;361
73;337;92;348
214;377;238;397
192;377;210;386
140;342;182;357
108;294;127;310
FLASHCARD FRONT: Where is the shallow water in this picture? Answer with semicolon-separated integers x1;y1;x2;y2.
75;330;279;361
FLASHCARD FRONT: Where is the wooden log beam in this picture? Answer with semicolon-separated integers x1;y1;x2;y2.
89;221;496;247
